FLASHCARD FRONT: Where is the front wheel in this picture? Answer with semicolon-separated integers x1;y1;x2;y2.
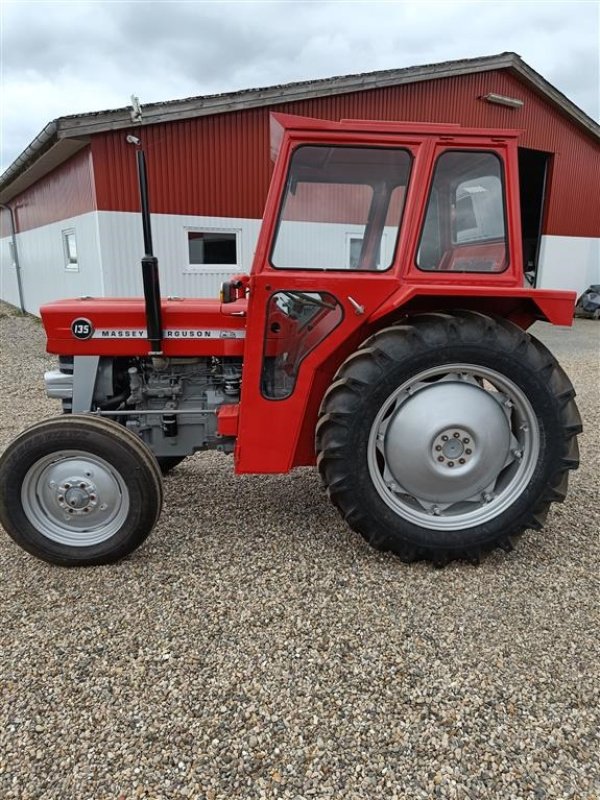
0;415;163;566
316;311;581;565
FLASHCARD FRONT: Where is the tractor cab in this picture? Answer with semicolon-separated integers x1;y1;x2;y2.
233;114;574;472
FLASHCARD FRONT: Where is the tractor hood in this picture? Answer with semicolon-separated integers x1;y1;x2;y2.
41;297;247;357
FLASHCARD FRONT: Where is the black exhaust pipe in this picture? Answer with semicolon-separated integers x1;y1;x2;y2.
136;148;163;355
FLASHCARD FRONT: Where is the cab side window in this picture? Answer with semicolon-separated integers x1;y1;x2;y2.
417;151;508;273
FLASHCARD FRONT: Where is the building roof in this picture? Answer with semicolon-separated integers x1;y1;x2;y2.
1;51;598;203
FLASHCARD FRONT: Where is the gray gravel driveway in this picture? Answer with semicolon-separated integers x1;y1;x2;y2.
0;302;598;799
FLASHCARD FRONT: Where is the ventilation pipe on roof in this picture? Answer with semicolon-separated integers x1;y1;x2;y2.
0;203;25;313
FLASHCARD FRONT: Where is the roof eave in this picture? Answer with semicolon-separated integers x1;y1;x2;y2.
509;59;599;139
58;53;520;137
0;136;89;204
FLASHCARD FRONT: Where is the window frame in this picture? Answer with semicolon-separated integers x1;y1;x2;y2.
62;228;79;272
415;149;510;274
184;226;241;273
269;143;413;273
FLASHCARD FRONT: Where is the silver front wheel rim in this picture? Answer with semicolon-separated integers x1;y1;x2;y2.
367;364;540;531
21;450;130;546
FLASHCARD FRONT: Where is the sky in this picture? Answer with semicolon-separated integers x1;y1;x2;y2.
1;0;599;173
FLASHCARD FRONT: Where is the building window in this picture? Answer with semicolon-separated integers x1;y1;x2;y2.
62;229;78;271
187;229;239;268
348;235;384;269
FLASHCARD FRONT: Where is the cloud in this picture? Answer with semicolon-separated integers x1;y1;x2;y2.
1;0;598;172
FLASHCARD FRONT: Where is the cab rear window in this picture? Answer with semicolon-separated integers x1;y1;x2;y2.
417;151;508;273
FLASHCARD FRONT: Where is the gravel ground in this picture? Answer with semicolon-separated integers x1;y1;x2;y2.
0;301;598;800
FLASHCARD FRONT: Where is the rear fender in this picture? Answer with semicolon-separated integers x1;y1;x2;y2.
368;285;577;329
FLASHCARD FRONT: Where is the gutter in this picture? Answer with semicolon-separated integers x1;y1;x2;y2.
0;203;25;313
0;120;57;194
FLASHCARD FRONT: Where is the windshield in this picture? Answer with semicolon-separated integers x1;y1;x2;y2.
271;145;412;271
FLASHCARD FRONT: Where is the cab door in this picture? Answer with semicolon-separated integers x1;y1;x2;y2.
235;133;418;473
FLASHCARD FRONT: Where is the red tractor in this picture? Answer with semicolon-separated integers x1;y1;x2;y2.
0;114;581;566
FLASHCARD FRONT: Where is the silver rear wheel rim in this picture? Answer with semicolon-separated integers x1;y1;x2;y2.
367;363;540;531
21;450;130;546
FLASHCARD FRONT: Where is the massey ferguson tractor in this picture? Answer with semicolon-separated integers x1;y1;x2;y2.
0;114;582;566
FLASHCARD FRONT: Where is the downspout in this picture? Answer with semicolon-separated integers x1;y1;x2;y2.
0;203;25;313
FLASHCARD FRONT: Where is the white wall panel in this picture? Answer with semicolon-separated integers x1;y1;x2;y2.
0;212;103;315
98;211;262;298
272;221;398;270
537;235;600;298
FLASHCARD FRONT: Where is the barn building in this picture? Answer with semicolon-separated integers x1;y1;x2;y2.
1;52;598;315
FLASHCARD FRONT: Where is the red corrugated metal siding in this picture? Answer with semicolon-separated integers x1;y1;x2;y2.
8;148;96;233
90;70;597;238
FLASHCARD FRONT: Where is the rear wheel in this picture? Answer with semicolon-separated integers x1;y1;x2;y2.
316;311;581;565
0;415;163;566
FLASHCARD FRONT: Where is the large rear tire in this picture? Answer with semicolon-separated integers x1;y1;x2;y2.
316;311;581;565
0;415;163;566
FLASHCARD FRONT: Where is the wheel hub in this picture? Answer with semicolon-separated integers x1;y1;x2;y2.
433;428;472;466
21;451;129;546
56;477;98;515
382;381;512;504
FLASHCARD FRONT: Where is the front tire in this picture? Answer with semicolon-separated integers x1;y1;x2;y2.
316;311;581;565
0;415;163;566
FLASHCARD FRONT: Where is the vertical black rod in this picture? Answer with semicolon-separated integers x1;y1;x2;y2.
137;150;154;256
135;148;163;354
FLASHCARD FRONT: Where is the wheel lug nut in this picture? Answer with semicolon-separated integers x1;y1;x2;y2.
437;456;444;462
442;435;449;442
448;461;454;468
435;445;442;452
453;432;460;438
465;448;472;455
459;458;466;464
463;437;470;444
